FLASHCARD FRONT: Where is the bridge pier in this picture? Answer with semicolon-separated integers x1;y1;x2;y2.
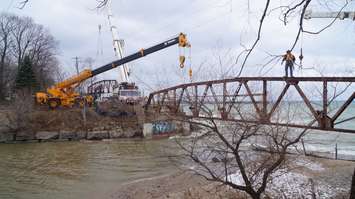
142;120;190;138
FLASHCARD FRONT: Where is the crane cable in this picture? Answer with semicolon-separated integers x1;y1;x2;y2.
299;31;304;69
188;47;193;82
178;39;193;81
95;24;104;65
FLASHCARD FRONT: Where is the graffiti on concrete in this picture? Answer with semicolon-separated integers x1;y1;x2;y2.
152;121;175;135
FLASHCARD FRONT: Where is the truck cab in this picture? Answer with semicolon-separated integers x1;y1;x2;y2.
115;82;142;104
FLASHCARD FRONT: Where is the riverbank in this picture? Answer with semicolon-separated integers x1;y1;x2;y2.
0;107;143;143
106;156;355;199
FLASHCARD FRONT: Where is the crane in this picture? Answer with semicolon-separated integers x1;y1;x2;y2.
35;33;190;109
106;0;130;83
304;10;355;20
300;8;355;66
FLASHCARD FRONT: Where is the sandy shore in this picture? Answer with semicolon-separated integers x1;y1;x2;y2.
104;170;246;199
101;155;355;199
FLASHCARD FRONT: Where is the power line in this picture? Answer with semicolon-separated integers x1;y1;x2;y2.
6;0;15;11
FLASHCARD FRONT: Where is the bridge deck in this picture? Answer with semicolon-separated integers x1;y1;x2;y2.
151;76;355;94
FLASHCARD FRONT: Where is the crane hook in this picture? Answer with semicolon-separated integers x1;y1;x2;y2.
179;56;186;68
299;48;304;69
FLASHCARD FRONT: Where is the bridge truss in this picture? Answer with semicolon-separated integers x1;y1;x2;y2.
146;77;355;134
87;80;118;99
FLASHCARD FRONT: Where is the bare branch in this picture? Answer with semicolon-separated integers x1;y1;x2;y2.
236;0;271;77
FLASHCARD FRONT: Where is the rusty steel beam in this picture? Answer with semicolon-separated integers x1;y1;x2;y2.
175;88;185;113
267;83;290;120
294;84;320;123
149;77;355;95
226;82;243;117
192;116;355;134
243;81;263;119
332;92;355;122
262;80;268;120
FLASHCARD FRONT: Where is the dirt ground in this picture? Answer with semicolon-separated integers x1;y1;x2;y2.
103;156;355;199
29;108;140;131
1;106;140;132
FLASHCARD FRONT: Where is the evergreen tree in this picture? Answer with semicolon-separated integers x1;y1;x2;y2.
15;56;38;92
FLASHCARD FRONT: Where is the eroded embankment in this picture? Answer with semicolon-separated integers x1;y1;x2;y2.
0;107;142;143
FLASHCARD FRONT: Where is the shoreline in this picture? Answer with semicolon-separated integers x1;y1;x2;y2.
103;156;355;199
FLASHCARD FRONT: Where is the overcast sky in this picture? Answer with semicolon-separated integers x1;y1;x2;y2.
1;0;355;93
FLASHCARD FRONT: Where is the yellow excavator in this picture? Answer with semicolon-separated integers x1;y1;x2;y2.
36;33;190;109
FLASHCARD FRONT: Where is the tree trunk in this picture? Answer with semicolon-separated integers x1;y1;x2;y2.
0;55;6;100
350;168;355;199
0;63;4;100
0;39;8;101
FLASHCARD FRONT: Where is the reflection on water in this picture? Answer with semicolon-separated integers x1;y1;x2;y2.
0;139;177;199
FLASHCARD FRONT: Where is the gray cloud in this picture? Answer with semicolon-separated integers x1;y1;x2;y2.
1;0;355;92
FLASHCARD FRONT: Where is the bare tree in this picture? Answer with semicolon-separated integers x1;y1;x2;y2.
176;103;310;198
11;16;38;70
0;12;60;96
28;26;59;89
18;0;29;9
0;13;16;100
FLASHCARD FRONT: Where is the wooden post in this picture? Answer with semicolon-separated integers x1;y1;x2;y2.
301;139;307;156
335;143;338;160
321;80;328;129
82;102;87;127
350;168;355;199
194;85;198;117
323;81;328;117
222;82;227;119
262;80;267;121
173;89;177;109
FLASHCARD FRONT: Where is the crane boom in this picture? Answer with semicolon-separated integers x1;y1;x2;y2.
54;70;92;89
92;33;188;76
304;10;355;20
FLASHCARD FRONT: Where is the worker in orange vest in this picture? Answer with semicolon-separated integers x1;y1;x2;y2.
281;50;296;78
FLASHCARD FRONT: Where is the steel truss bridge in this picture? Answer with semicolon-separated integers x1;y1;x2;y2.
87;80;118;99
145;77;355;134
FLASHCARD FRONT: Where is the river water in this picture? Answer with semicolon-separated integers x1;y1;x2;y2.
0;139;178;199
0;103;354;198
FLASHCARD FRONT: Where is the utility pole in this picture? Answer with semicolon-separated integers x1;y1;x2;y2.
72;57;82;94
73;56;80;75
72;56;87;123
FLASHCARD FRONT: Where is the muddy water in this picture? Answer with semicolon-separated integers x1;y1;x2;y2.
0;139;178;199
